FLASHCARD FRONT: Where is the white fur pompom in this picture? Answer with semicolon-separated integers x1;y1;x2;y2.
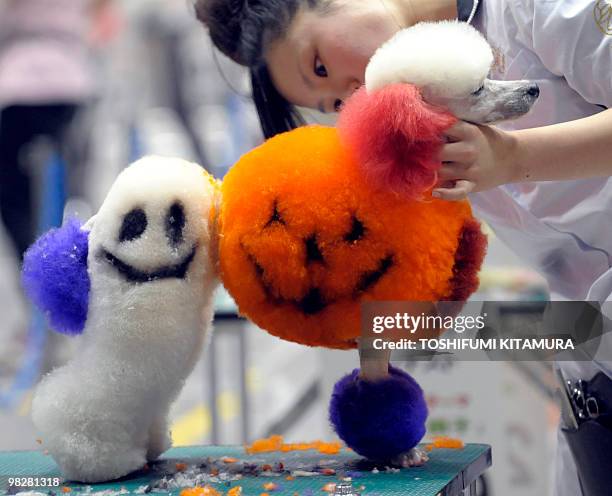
365;21;493;97
31;156;219;483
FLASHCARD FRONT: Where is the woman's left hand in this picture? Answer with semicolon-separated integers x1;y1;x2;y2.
432;121;520;201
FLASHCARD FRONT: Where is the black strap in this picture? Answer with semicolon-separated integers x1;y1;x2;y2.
563;418;612;496
457;0;478;22
586;372;612;420
562;372;612;495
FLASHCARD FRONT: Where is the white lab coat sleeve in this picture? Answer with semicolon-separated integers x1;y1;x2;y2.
529;1;612;108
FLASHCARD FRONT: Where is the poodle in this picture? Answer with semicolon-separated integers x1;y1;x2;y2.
22;156;220;483
328;21;538;468
365;21;540;124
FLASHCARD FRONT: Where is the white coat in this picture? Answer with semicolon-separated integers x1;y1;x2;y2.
469;1;612;494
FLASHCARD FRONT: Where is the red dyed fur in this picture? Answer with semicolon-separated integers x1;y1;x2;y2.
338;84;457;198
445;218;488;301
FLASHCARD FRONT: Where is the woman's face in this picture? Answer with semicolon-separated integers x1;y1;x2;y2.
265;2;401;113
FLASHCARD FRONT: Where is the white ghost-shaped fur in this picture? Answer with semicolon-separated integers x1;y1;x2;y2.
31;156;219;483
365;21;493;97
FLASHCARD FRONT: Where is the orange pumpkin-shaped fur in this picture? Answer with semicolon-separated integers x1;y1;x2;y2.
219;125;485;350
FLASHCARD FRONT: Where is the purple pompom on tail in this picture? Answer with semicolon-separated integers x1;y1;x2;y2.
329;365;428;460
22;218;90;335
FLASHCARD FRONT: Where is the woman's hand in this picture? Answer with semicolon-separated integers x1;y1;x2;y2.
433;109;612;200
433;121;520;201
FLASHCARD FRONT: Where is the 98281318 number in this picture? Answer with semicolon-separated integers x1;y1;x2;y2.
7;477;62;488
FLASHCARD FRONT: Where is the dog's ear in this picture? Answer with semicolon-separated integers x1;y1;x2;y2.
338;84;457;199
22;218;91;336
207;174;223;275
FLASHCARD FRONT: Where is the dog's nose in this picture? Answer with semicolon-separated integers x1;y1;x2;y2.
166;202;186;247
526;84;540;98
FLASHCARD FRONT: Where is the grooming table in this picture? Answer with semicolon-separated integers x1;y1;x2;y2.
0;444;491;496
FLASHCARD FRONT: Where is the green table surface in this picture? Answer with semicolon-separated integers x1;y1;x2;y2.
0;444;491;496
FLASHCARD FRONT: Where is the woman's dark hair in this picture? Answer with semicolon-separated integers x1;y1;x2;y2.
250;65;306;139
194;0;320;138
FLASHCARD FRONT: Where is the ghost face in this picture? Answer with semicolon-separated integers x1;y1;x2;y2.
100;202;196;284
88;157;218;290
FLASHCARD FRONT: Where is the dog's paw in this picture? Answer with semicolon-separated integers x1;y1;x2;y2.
146;419;172;461
391;447;429;468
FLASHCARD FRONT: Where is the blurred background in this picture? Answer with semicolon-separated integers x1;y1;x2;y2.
0;1;559;495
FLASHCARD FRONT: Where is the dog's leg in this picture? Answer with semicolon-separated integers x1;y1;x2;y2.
146;413;172;461
42;425;147;483
358;339;391;380
358;345;430;467
391;446;430;467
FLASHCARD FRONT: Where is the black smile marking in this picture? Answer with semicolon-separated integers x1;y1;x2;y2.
245;249;394;317
299;287;326;314
101;246;197;283
354;255;394;295
250;253;265;279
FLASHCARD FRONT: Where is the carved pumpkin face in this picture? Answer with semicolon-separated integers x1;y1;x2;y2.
219;126;483;349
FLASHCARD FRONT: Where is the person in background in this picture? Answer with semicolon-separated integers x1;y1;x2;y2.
0;0;114;259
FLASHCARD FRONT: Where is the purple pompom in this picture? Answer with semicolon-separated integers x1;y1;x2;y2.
329;365;428;460
22;218;90;335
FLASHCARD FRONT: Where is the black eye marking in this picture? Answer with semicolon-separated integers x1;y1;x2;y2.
354;255;394;294
119;208;147;243
344;216;366;243
166;202;186;247
305;234;324;264
251;255;265;279
472;85;485;96
245;251;285;304
298;287;327;314
265;200;285;227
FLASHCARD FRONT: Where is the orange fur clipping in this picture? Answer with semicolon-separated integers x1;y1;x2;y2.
180;487;221;496
245;434;341;455
425;436;466;450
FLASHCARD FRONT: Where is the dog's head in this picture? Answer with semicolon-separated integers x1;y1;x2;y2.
365;21;539;124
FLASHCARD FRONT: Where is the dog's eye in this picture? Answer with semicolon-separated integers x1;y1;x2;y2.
472;85;485;96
